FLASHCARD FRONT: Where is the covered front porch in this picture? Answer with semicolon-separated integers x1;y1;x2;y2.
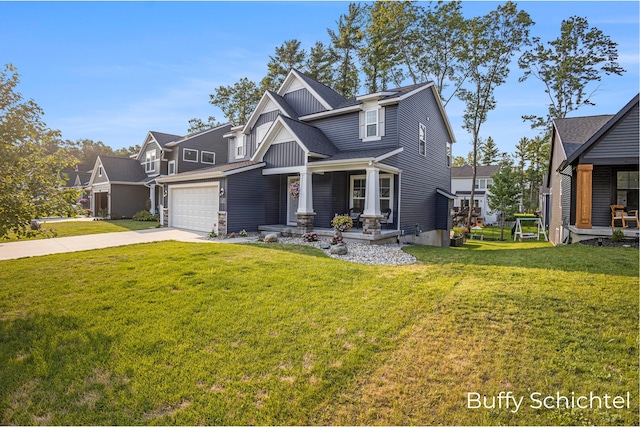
568;225;639;243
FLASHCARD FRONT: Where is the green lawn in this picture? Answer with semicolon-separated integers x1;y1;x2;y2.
0;240;637;425
3;219;160;241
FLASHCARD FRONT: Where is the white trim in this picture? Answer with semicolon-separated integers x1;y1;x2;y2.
419;122;427;156
251;116;311;162
241;91;292;135
167;181;220;189
349;172;394;221
277;69;332;110
262;166;307;176
165;123;231;147
201;151;216;165
298;104;361;121
168;182;220;232
135;133;163;161
168;160;176;175
375;147;404;162
98;166;103;177
356;91;396;101
183;148;198;162
157;162;266;183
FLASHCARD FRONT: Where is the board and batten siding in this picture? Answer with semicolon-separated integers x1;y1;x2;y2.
592;166;612;227
309;105;399;152
582;104;639;165
226;167;267;232
283;88;325;117
263;141;305;168
248;111;280;157
387;87;452;233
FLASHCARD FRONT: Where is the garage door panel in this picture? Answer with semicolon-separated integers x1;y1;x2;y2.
170;185;219;232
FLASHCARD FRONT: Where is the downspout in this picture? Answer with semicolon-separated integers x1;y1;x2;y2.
397;172;402;232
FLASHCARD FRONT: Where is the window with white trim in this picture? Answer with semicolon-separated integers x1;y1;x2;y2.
419;123;426;156
168;160;176;175
349;174;394;221
183;148;198;162
98;166;103;177
201;151;215;165
145;150;156;173
446;142;452;167
359;106;385;142
234;136;245;159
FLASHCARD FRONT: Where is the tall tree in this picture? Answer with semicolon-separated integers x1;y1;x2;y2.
457;1;533;227
488;154;521;240
518;16;625;130
187;116;222;134
414;1;468;105
479;136;501;165
261;39;307;92
305;41;336;87
0;64;78;238
328;3;364;98
209;77;262;126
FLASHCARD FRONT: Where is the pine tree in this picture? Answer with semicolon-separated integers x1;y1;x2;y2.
261;39;307;92
488;155;521;240
328;3;363;98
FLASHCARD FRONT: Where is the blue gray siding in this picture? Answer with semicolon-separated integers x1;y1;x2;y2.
264;142;305;168
561;165;572;226
582;104;639;165
309;105;399;152
312;173;334;228
110;184;148;218
284;88;325;116
226;168;267;232
249;111;280;155
387;87;451;233
592;166;612;227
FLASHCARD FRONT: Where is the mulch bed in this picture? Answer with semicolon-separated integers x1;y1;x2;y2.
580;237;639;248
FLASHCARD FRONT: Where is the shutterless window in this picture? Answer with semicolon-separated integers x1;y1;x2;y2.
366;110;378;137
168;161;175;175
201;151;215;164
617;170;639;208
145;151;156;173
419;123;426;156
446;142;452;167
234;136;245;158
183;148;198;162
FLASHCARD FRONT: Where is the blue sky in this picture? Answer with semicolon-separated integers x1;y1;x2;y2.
2;1;638;158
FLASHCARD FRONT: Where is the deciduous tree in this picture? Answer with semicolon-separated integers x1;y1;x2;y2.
0;64;78;238
519;16;625;130
488;154;521;240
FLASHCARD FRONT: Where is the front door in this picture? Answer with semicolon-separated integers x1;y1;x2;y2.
287;176;299;226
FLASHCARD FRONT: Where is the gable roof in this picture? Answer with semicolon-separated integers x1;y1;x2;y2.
290;69;347;109
562;94;639;167
252;115;338;161
149;131;181;147
452;165;499;178
165;123;232;147
241;91;299;134
97;156;148;183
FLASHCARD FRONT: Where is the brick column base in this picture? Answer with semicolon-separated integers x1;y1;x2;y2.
361;214;383;235
296;212;316;234
218;211;227;238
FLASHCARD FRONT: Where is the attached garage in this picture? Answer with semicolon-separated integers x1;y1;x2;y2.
169;183;219;232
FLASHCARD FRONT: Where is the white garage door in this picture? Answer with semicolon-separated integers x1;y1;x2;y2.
170;184;219;232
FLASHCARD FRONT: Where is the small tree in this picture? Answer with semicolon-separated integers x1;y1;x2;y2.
488;155;521;240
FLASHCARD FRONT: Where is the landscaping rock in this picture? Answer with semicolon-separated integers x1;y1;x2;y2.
319;241;331;250
330;243;348;255
264;233;279;243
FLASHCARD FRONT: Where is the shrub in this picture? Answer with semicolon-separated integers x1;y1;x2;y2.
611;228;625;242
331;215;353;232
302;232;319;242
132;210;158;221
228;232;236;238
208;228;217;238
239;229;248;237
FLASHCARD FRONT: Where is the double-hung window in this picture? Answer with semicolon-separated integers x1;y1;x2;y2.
446;142;452;167
201;151;215;165
168;160;176;175
235;136;245;159
349;174;394;221
419;123;426;156
366;110;378;138
617;170;639;208
360;106;385;142
145;150;156;173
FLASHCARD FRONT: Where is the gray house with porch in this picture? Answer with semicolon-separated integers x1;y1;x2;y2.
545;94;639;245
158;69;456;246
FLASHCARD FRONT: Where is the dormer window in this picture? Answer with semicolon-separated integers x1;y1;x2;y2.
234;136;245;159
360;106;385;142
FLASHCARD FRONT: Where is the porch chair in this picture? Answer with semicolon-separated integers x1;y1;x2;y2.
610;204;637;228
624;209;639;229
349;207;362;229
381;208;392;229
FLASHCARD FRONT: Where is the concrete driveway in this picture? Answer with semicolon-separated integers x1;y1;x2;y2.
0;227;251;261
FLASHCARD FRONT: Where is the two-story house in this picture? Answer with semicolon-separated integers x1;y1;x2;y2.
451;165;499;225
157;69;456;246
86;124;231;219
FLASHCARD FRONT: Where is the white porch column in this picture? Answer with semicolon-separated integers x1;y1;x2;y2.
296;171;314;214
363;167;381;216
149;184;156;214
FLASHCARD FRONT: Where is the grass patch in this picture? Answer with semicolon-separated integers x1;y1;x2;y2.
0;240;637;425
3;219;159;241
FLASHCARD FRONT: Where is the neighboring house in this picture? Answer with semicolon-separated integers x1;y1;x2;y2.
451;165;499;225
86;124;232;218
545;94;639;245
61;164;93;189
158;69;456;246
